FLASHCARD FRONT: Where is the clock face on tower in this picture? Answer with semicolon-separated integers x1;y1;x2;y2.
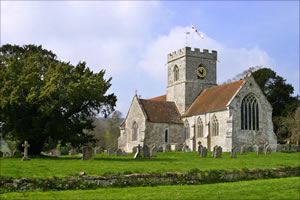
197;65;207;79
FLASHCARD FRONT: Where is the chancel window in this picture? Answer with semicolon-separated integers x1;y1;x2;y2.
174;65;179;81
197;117;203;138
211;115;219;136
132;121;138;141
241;94;259;130
184;120;190;140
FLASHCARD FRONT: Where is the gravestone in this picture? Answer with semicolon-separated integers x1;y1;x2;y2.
0;151;3;157
116;149;123;156
163;144;171;152
22;141;30;161
175;144;183;152
82;147;94;160
69;149;78;155
182;144;187;152
197;141;203;156
107;148;115;156
150;145;158;157
246;145;254;152
3;152;11;157
94;147;104;155
132;146;138;154
157;145;163;152
134;144;142;159
52;150;61;157
212;145;218;158
257;145;264;154
12;149;21;157
215;146;222;158
276;144;284;152
121;150;128;156
143;145;150;158
201;147;207;158
253;144;258;153
240;144;247;155
231;146;237;158
182;144;191;152
291;144;299;152
263;142;269;154
265;146;272;154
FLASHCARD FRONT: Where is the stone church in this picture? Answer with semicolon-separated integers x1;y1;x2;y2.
118;47;277;152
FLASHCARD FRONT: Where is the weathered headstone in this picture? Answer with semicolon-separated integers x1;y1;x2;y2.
12;149;21;157
163;144;171;152
240;144;247;155
116;149;123;156
197;141;203;156
157;145;163;152
265;146;272;154
257;145;264;154
263;142;269;154
246;145;254;152
52;150;61;157
182;144;187;152
143;145;150;158
82;146;94;160
182;144;191;152
121;150;128;156
215;146;222;158
175;143;183;152
201;147;207;158
291;144;298;152
253;144;258;153
69;149;78;156
22;141;30;161
231;146;237;158
132;146;138;154
134;144;142;159
212;145;218;158
150;145;158;157
0;151;3;157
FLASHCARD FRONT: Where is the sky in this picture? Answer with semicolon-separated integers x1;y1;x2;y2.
1;1;299;117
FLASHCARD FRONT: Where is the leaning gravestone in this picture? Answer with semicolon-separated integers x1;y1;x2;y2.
116;149;123;156
231;146;237;158
22;141;30;161
197;141;203;156
175;143;183;152
150;145;158;157
108;148;115;156
82;147;94;160
143;145;151;158
201;147;207;158
240;144;247;155
134;144;142;159
215;146;222;158
257;145;264;154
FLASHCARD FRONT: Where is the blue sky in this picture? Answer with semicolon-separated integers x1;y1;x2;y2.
1;1;299;117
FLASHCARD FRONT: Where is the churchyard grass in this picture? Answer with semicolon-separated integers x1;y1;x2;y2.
1;152;299;178
1;177;299;200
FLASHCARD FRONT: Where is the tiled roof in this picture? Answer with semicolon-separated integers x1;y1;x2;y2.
184;80;245;116
148;95;166;101
139;99;182;124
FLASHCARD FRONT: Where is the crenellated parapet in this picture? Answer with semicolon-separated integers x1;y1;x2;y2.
167;47;217;63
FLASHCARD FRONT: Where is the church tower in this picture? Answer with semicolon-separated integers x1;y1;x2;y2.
166;47;218;114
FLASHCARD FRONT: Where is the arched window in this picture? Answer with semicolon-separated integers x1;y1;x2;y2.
184;120;190;140
165;129;169;143
173;65;179;81
241;94;259;130
132;121;138;141
197;117;203;138
211;115;219;136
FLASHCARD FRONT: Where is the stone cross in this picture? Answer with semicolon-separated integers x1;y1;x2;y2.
22;141;30;161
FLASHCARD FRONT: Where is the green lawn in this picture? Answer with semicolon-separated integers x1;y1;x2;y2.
1;152;299;178
1;177;299;200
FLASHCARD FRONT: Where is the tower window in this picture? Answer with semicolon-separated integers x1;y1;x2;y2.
241;94;259;130
184;120;190;139
197;117;203;137
211;115;219;136
132;121;138;141
174;65;179;81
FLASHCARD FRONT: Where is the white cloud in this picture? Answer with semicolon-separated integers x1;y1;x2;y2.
138;26;274;83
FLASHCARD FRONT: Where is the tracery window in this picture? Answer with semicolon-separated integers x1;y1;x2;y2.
241;94;259;130
197;117;203;138
132;121;138;141
174;65;179;81
211;115;219;136
184;120;190;140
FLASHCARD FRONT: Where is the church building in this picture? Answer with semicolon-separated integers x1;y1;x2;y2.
118;47;277;152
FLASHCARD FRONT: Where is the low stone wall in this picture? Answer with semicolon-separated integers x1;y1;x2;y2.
1;167;299;193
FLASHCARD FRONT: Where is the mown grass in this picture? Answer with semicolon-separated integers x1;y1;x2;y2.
1;177;299;200
0;152;299;178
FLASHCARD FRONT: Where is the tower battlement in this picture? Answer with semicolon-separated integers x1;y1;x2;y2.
167;47;217;63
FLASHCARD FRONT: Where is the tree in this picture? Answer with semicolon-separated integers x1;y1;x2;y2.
0;44;117;154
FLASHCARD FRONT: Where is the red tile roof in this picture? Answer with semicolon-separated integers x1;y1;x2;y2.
139;99;182;124
148;95;166;101
184;80;245;116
